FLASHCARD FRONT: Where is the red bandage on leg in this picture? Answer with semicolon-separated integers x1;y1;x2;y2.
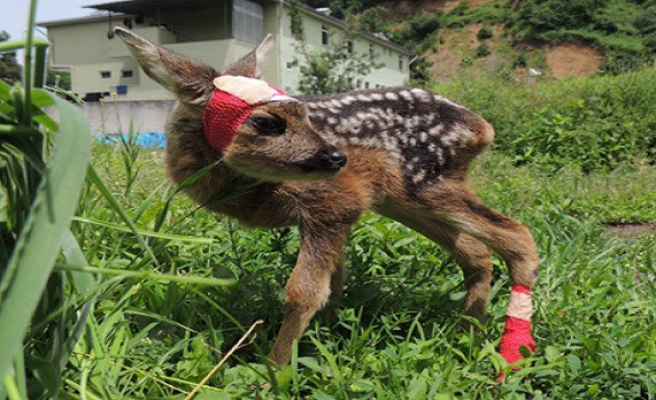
497;284;535;381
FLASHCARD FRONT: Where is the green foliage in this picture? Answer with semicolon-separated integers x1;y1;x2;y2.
5;3;656;398
511;0;656;66
436;66;656;172
477;26;494;40
0;31;21;84
46;70;71;91
476;42;491;57
446;3;511;27
45;145;656;398
358;6;389;33
290;1;382;94
0;5;92;397
390;13;443;46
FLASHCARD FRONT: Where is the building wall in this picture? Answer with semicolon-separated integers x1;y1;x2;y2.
83;100;177;135
49;20;256;101
45;2;410;103
277;7;411;94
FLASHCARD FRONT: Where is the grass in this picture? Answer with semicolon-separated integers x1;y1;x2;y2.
48;143;655;399
2;5;655;396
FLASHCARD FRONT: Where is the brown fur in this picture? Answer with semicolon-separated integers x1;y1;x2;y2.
115;28;539;367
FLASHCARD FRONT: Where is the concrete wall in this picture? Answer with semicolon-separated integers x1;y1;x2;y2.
83;100;177;135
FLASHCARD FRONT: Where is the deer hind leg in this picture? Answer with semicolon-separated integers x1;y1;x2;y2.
378;206;493;319
268;223;351;367
405;185;539;370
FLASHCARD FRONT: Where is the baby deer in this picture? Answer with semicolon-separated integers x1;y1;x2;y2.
115;28;539;375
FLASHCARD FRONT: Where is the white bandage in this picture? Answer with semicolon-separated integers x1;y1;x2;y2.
506;291;532;320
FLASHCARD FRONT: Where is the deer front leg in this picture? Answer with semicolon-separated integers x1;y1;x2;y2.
268;223;351;367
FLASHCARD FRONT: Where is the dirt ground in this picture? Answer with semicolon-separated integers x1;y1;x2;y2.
604;223;656;238
382;0;604;81
545;44;603;79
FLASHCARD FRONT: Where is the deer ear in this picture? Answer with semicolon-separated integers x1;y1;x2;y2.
113;27;215;104
222;34;274;78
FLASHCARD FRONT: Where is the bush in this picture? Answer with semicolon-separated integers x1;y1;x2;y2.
477;26;493;40
435;66;656;172
476;42;491;57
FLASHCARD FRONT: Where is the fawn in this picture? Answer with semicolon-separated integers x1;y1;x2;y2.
115;27;539;374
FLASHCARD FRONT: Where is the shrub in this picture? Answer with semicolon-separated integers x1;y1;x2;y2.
476;42;491;57
434;66;656;172
477;26;494;40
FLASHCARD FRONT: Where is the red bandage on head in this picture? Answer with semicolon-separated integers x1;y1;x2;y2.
202;76;290;153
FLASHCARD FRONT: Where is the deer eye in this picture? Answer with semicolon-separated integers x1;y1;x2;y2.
247;115;287;136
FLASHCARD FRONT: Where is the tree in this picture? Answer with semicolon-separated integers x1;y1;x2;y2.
46;70;71;91
289;0;382;95
0;30;22;84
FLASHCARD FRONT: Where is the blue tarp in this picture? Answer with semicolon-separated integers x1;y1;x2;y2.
97;132;166;149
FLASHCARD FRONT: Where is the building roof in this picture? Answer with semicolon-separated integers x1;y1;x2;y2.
40;0;413;56
37;14;102;27
86;0;274;14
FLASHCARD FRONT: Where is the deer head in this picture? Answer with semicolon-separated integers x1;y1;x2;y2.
113;27;346;182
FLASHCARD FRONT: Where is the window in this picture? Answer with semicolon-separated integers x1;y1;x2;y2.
398;55;404;71
365;81;370;89
369;44;374;59
233;0;263;46
122;70;133;78
347;40;354;54
100;71;111;79
321;25;329;46
286;61;293;70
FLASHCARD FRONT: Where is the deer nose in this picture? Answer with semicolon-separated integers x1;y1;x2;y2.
320;149;347;170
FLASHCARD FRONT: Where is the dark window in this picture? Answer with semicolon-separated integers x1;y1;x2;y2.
347;40;354;54
369;44;374;59
398;56;404;71
100;71;111;79
122;70;133;78
321;25;329;46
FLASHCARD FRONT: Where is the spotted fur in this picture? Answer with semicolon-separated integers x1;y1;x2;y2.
302;87;493;189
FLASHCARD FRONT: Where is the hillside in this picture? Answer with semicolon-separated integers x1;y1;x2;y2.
324;0;656;83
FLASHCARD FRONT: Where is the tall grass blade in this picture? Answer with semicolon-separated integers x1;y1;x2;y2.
0;94;91;379
86;165;162;270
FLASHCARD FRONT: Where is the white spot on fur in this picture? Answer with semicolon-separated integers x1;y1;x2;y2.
412;169;426;184
385;92;399;101
399;90;413;101
429;124;443;136
411;88;432;102
356;94;372;102
341;95;356;105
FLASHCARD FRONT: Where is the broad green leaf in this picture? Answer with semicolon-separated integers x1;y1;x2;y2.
0;183;6;223
0;93;91;379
